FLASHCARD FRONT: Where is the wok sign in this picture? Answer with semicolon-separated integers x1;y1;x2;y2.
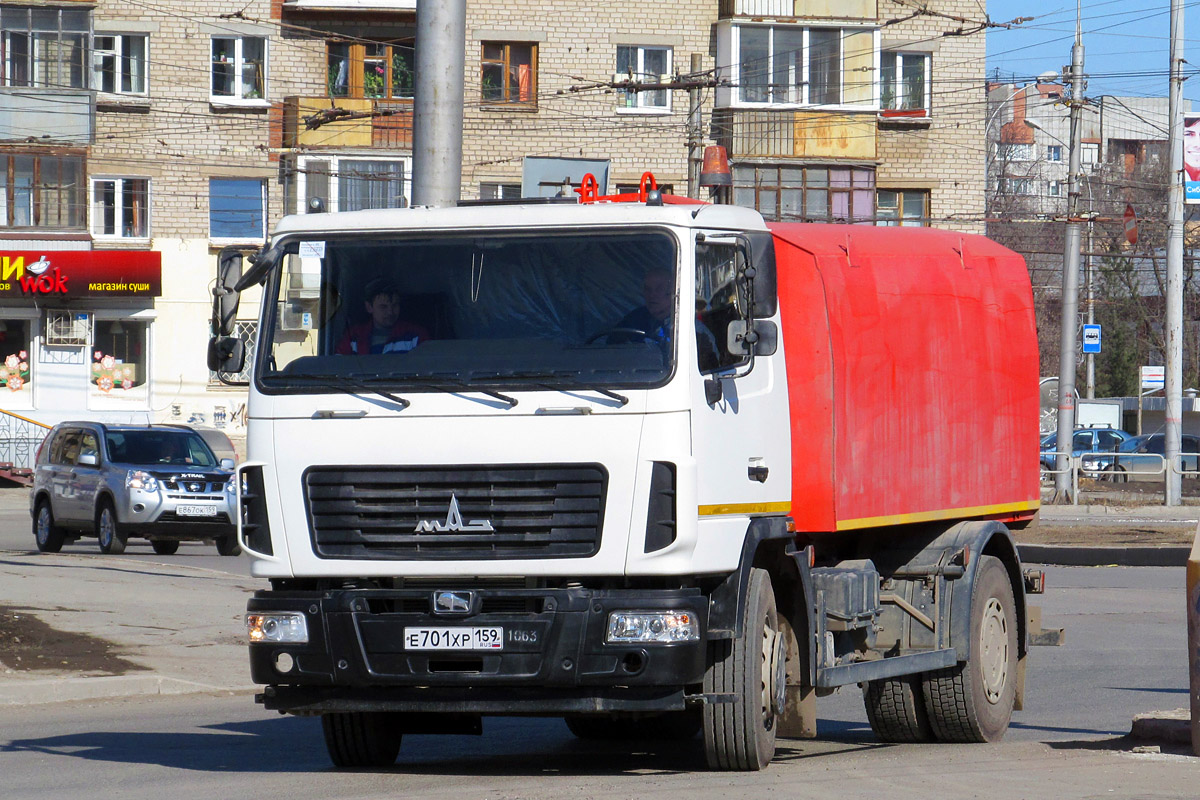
0;251;161;298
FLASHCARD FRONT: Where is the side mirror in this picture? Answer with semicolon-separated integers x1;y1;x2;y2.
213;247;243;336
207;336;246;374
234;245;285;292
743;231;778;318
727;320;778;357
78;452;98;466
220;458;236;470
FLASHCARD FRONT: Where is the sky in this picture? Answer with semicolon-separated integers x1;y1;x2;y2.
986;0;1198;101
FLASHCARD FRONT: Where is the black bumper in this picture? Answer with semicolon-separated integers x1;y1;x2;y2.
249;586;710;715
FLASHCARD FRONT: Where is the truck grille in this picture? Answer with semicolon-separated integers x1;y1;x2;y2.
304;464;607;560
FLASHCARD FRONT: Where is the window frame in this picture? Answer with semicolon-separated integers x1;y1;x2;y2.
615;44;673;114
879;50;930;116
479;182;521;201
90;176;150;239
1046;144;1063;162
732;164;876;224
875;188;929;227
726;22;880;110
210;35;267;104
209;177;266;243
92;32;147;95
326;38;414;100
0;6;90;89
480;41;537;106
293;155;411;214
0;151;86;230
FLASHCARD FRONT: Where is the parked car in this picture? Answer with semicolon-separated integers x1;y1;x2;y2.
1081;433;1200;482
30;422;239;555
1039;426;1131;470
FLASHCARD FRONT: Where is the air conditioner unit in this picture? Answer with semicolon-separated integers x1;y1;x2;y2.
278;302;313;331
286;271;321;299
45;311;90;346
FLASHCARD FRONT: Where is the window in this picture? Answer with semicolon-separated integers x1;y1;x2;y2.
999;143;1034;162
211;36;265;101
615;45;671;111
1048;180;1062;197
295;156;408;213
1;6;89;88
616;182;675;195
876;189;928;226
880;51;929;114
92;34;147;94
1081;142;1099;165
732;165;875;223
695;243;747;374
210;320;256;383
0;319;32;394
210;178;265;241
481;41;536;105
327;39;413;99
0;152;85;229
1047;145;1063;162
1001;178;1034;196
91;319;148;394
480;182;521;200
91;178;148;238
731;24;875;107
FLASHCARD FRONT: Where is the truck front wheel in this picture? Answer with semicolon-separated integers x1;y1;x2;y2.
320;711;402;768
921;555;1017;742
702;567;782;770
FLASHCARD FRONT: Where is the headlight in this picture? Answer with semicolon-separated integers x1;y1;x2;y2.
606;611;699;644
246;612;309;644
225;477;237;494
125;469;158;492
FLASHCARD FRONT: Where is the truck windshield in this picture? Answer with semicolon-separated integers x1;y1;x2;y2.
259;230;679;390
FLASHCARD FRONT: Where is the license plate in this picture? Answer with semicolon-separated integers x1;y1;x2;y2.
176;505;218;517
404;626;504;651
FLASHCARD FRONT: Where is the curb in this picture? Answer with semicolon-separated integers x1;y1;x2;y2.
1019;544;1191;567
0;674;257;706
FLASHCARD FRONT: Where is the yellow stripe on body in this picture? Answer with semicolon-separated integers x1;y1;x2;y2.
697;501;792;517
834;500;1041;531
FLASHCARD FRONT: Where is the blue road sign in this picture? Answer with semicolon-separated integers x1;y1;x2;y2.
1082;324;1101;354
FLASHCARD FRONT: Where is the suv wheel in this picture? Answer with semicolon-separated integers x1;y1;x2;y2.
215;535;241;557
96;502;127;555
34;500;65;553
151;540;180;555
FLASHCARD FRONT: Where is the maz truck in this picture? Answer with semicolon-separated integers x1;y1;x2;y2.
209;182;1048;771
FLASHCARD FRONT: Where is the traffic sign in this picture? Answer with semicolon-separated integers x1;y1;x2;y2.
1124;204;1138;245
1142;365;1165;389
1082;324;1101;354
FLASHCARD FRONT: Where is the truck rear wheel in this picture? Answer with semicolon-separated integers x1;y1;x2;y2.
863;675;933;742
565;711;702;741
702;567;781;771
320;711;402;768
921;555;1017;742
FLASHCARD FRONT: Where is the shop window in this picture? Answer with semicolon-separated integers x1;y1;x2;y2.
876;189;929;226
1;6;89;89
211;36;265;102
481;41;536;105
91;177;149;238
0;319;32;394
92;33;147;94
615;45;671;111
327;39;413;99
732;164;875;223
880;51;929;115
0;152;85;229
480;182;521;200
91;319;147;393
210;178;265;241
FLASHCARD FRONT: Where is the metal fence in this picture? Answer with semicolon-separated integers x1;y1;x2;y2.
1041;449;1200;503
0;409;51;470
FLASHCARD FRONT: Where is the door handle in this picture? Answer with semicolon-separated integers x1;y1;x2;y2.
748;465;769;483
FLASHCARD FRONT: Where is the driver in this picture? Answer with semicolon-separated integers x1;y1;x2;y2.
336;277;429;355
608;268;719;365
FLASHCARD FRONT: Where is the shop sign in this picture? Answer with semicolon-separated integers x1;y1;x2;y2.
0;251;161;298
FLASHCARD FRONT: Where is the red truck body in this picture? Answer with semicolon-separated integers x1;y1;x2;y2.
770;223;1040;533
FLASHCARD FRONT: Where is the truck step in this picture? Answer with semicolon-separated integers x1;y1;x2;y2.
815;648;958;689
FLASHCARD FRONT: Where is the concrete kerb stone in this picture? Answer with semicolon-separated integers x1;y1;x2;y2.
1019;544;1192;567
0;674;258;706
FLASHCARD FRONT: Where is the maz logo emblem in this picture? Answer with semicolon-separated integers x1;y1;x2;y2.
414;494;495;533
433;591;472;615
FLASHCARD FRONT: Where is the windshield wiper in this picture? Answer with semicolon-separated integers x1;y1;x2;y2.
281;374;410;409
507;371;629;407
361;372;518;409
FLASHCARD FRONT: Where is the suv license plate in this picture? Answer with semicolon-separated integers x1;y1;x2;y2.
404;627;503;651
177;505;218;517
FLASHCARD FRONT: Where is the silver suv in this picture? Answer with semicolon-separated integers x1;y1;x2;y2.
31;423;239;555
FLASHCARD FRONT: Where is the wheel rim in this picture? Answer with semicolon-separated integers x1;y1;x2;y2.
760;616;781;728
99;509;114;547
36;506;50;545
978;597;1009;704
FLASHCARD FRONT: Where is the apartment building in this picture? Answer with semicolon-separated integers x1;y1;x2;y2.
0;0;989;439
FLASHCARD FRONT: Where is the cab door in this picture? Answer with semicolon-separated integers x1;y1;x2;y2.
52;429;84;523
70;430;105;523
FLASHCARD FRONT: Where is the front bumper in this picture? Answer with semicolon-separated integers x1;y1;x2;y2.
249;586;710;715
122;486;235;538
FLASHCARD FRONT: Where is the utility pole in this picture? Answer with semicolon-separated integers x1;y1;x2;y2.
412;0;465;208
1165;0;1185;505
1053;9;1086;500
1086;218;1095;399
687;53;703;199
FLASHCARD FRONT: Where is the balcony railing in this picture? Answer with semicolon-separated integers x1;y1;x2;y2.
712;108;877;160
283;97;412;150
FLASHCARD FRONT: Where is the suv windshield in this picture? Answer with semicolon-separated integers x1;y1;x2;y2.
259;230;679;390
106;430;219;468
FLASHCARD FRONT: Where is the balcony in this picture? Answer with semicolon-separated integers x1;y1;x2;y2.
0;89;93;145
282;97;413;150
712;108;876;161
718;0;876;19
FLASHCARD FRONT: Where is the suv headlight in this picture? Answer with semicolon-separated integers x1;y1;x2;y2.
224;477;237;495
126;470;158;492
